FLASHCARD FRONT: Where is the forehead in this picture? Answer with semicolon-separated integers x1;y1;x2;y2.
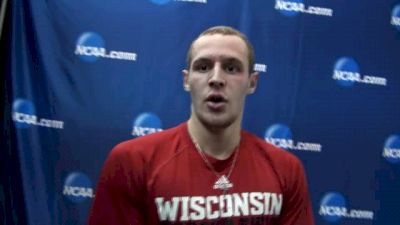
191;34;248;64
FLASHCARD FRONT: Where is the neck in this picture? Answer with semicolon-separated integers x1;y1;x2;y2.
187;116;241;160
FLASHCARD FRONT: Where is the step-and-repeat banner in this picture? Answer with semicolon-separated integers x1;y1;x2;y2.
6;0;400;224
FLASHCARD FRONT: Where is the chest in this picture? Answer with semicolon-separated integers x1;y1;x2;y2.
145;148;284;224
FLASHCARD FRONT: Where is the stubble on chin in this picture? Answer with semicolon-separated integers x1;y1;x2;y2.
195;110;235;132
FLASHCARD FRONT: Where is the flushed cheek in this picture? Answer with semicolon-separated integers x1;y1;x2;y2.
190;91;206;108
230;94;247;109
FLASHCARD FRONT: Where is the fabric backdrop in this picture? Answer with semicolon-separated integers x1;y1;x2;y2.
2;0;400;224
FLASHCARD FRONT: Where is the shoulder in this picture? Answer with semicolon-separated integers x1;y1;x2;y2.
115;124;183;152
241;133;314;224
107;123;189;168
242;130;303;167
242;131;307;191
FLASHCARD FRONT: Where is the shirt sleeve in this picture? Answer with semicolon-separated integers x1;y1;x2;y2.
88;143;146;225
278;156;315;225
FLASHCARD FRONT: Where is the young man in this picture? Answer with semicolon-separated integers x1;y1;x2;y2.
88;26;315;225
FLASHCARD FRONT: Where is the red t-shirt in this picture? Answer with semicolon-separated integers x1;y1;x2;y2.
88;123;314;225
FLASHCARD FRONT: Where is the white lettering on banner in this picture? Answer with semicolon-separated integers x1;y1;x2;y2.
383;148;400;159
305;6;333;16
63;186;94;198
392;17;400;26
75;45;106;57
12;112;37;125
132;126;163;136
319;206;374;220
155;192;282;221
348;209;374;219
362;75;387;86
12;112;64;129
275;1;305;12
333;70;361;82
333;70;387;86
253;64;267;73
266;138;294;149
319;206;348;217
265;138;322;152
108;51;137;61
75;45;137;61
275;0;333;17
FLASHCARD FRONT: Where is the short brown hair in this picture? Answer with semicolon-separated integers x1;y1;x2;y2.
186;26;255;73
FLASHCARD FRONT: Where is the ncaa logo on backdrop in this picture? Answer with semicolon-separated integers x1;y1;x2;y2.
391;4;400;31
332;57;387;87
275;0;333;17
12;99;35;129
319;192;374;222
12;98;64;129
132;112;163;137
382;134;400;164
253;63;268;73
264;123;321;152
75;32;137;62
63;172;94;203
149;0;207;5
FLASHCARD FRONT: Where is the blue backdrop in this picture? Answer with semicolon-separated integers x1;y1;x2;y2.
2;0;400;224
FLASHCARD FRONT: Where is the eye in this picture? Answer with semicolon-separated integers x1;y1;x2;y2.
199;64;209;72
224;63;241;74
193;63;212;73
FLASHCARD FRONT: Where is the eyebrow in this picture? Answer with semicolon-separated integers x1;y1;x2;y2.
192;57;213;64
223;57;243;65
192;56;244;65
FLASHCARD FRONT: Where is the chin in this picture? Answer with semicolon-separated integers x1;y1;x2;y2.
198;114;237;130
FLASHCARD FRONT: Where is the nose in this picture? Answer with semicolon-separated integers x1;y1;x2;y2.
208;65;226;88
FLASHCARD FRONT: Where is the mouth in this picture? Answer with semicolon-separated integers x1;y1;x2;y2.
205;94;227;111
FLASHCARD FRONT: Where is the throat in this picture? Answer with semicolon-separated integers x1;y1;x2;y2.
192;132;239;160
203;145;238;160
188;119;240;160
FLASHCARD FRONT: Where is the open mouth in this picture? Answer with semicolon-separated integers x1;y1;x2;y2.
206;95;226;103
205;94;227;110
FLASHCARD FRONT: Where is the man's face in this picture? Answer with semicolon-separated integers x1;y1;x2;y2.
183;34;258;129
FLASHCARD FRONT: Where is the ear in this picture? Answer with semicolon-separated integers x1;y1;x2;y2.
182;69;190;92
247;72;259;94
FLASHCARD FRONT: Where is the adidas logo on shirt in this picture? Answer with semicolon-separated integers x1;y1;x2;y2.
213;175;233;190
